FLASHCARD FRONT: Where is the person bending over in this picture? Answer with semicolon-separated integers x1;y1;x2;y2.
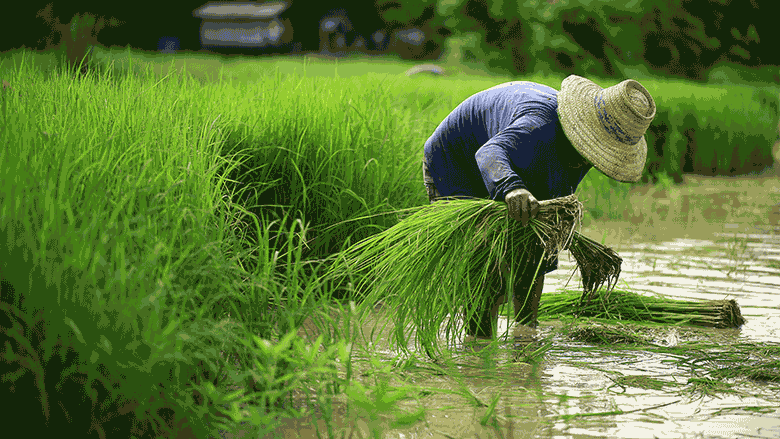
422;75;656;340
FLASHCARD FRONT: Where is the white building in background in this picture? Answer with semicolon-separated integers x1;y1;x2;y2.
189;2;428;57
192;1;291;49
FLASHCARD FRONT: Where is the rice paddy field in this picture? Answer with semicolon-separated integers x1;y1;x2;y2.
1;46;779;438
268;175;780;439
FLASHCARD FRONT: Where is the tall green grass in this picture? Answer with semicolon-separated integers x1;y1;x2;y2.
0;51;375;438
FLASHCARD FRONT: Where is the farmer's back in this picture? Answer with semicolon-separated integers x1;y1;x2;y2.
423;81;590;202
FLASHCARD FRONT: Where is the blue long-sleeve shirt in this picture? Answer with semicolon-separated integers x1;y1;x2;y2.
423;81;591;202
423;81;593;276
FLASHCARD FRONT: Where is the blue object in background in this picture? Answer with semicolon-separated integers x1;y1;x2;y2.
158;36;180;54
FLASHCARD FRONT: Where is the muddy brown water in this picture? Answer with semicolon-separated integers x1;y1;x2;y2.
211;176;780;439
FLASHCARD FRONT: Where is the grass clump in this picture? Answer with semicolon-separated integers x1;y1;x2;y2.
539;289;746;328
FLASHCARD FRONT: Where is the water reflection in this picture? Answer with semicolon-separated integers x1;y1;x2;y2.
534;223;780;439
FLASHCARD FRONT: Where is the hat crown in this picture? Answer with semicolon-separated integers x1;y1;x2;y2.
557;75;656;182
627;84;654;117
595;79;656;146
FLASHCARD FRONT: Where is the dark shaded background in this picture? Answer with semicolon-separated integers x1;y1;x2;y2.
1;1;778;82
2;1;386;58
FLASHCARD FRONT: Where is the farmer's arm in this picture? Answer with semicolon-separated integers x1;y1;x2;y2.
474;136;525;202
475;114;549;226
475;116;547;225
474;115;545;200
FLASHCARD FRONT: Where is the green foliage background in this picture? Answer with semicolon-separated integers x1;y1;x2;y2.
376;0;778;82
13;0;780;84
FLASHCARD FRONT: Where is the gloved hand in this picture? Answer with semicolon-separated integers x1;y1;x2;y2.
505;188;539;227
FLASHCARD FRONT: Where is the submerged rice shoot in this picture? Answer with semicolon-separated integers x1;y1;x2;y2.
326;194;624;356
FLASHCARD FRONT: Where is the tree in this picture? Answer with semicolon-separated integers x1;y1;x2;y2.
35;3;125;79
372;0;779;80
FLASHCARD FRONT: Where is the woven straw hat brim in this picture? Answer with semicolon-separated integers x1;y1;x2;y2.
557;75;656;183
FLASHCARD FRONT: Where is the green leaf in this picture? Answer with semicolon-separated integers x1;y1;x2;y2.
707;37;720;50
64;317;86;345
346;381;373;409
479;392;501;426
437;0;468;16
490;0;506;18
99;334;112;355
730;44;750;60
747;24;759;43
392;407;426;428
272;331;297;356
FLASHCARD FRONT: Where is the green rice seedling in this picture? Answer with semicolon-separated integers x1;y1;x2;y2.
567;322;650;345
707;349;780;383
609;375;668;392
539;289;746;328
326;194;622;357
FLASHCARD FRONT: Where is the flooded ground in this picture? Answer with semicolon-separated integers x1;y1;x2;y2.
514;227;780;439
510;174;780;439
217;175;780;439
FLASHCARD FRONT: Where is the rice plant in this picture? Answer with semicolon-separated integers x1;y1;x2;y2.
568;233;623;307
326;194;623;357
0;50;394;439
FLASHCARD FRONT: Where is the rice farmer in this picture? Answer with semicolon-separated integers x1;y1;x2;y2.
422;75;656;340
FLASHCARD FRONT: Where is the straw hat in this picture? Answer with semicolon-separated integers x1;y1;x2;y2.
557;75;657;182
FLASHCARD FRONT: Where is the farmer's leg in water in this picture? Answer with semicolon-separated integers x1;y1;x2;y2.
465;188;544;339
466;188;548;339
508;237;548;328
465;272;544;338
513;274;545;327
464;258;502;338
465;304;495;339
505;187;546;328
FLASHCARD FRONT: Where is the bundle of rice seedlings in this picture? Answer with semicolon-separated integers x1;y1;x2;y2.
539;289;746;329
325;194;622;356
